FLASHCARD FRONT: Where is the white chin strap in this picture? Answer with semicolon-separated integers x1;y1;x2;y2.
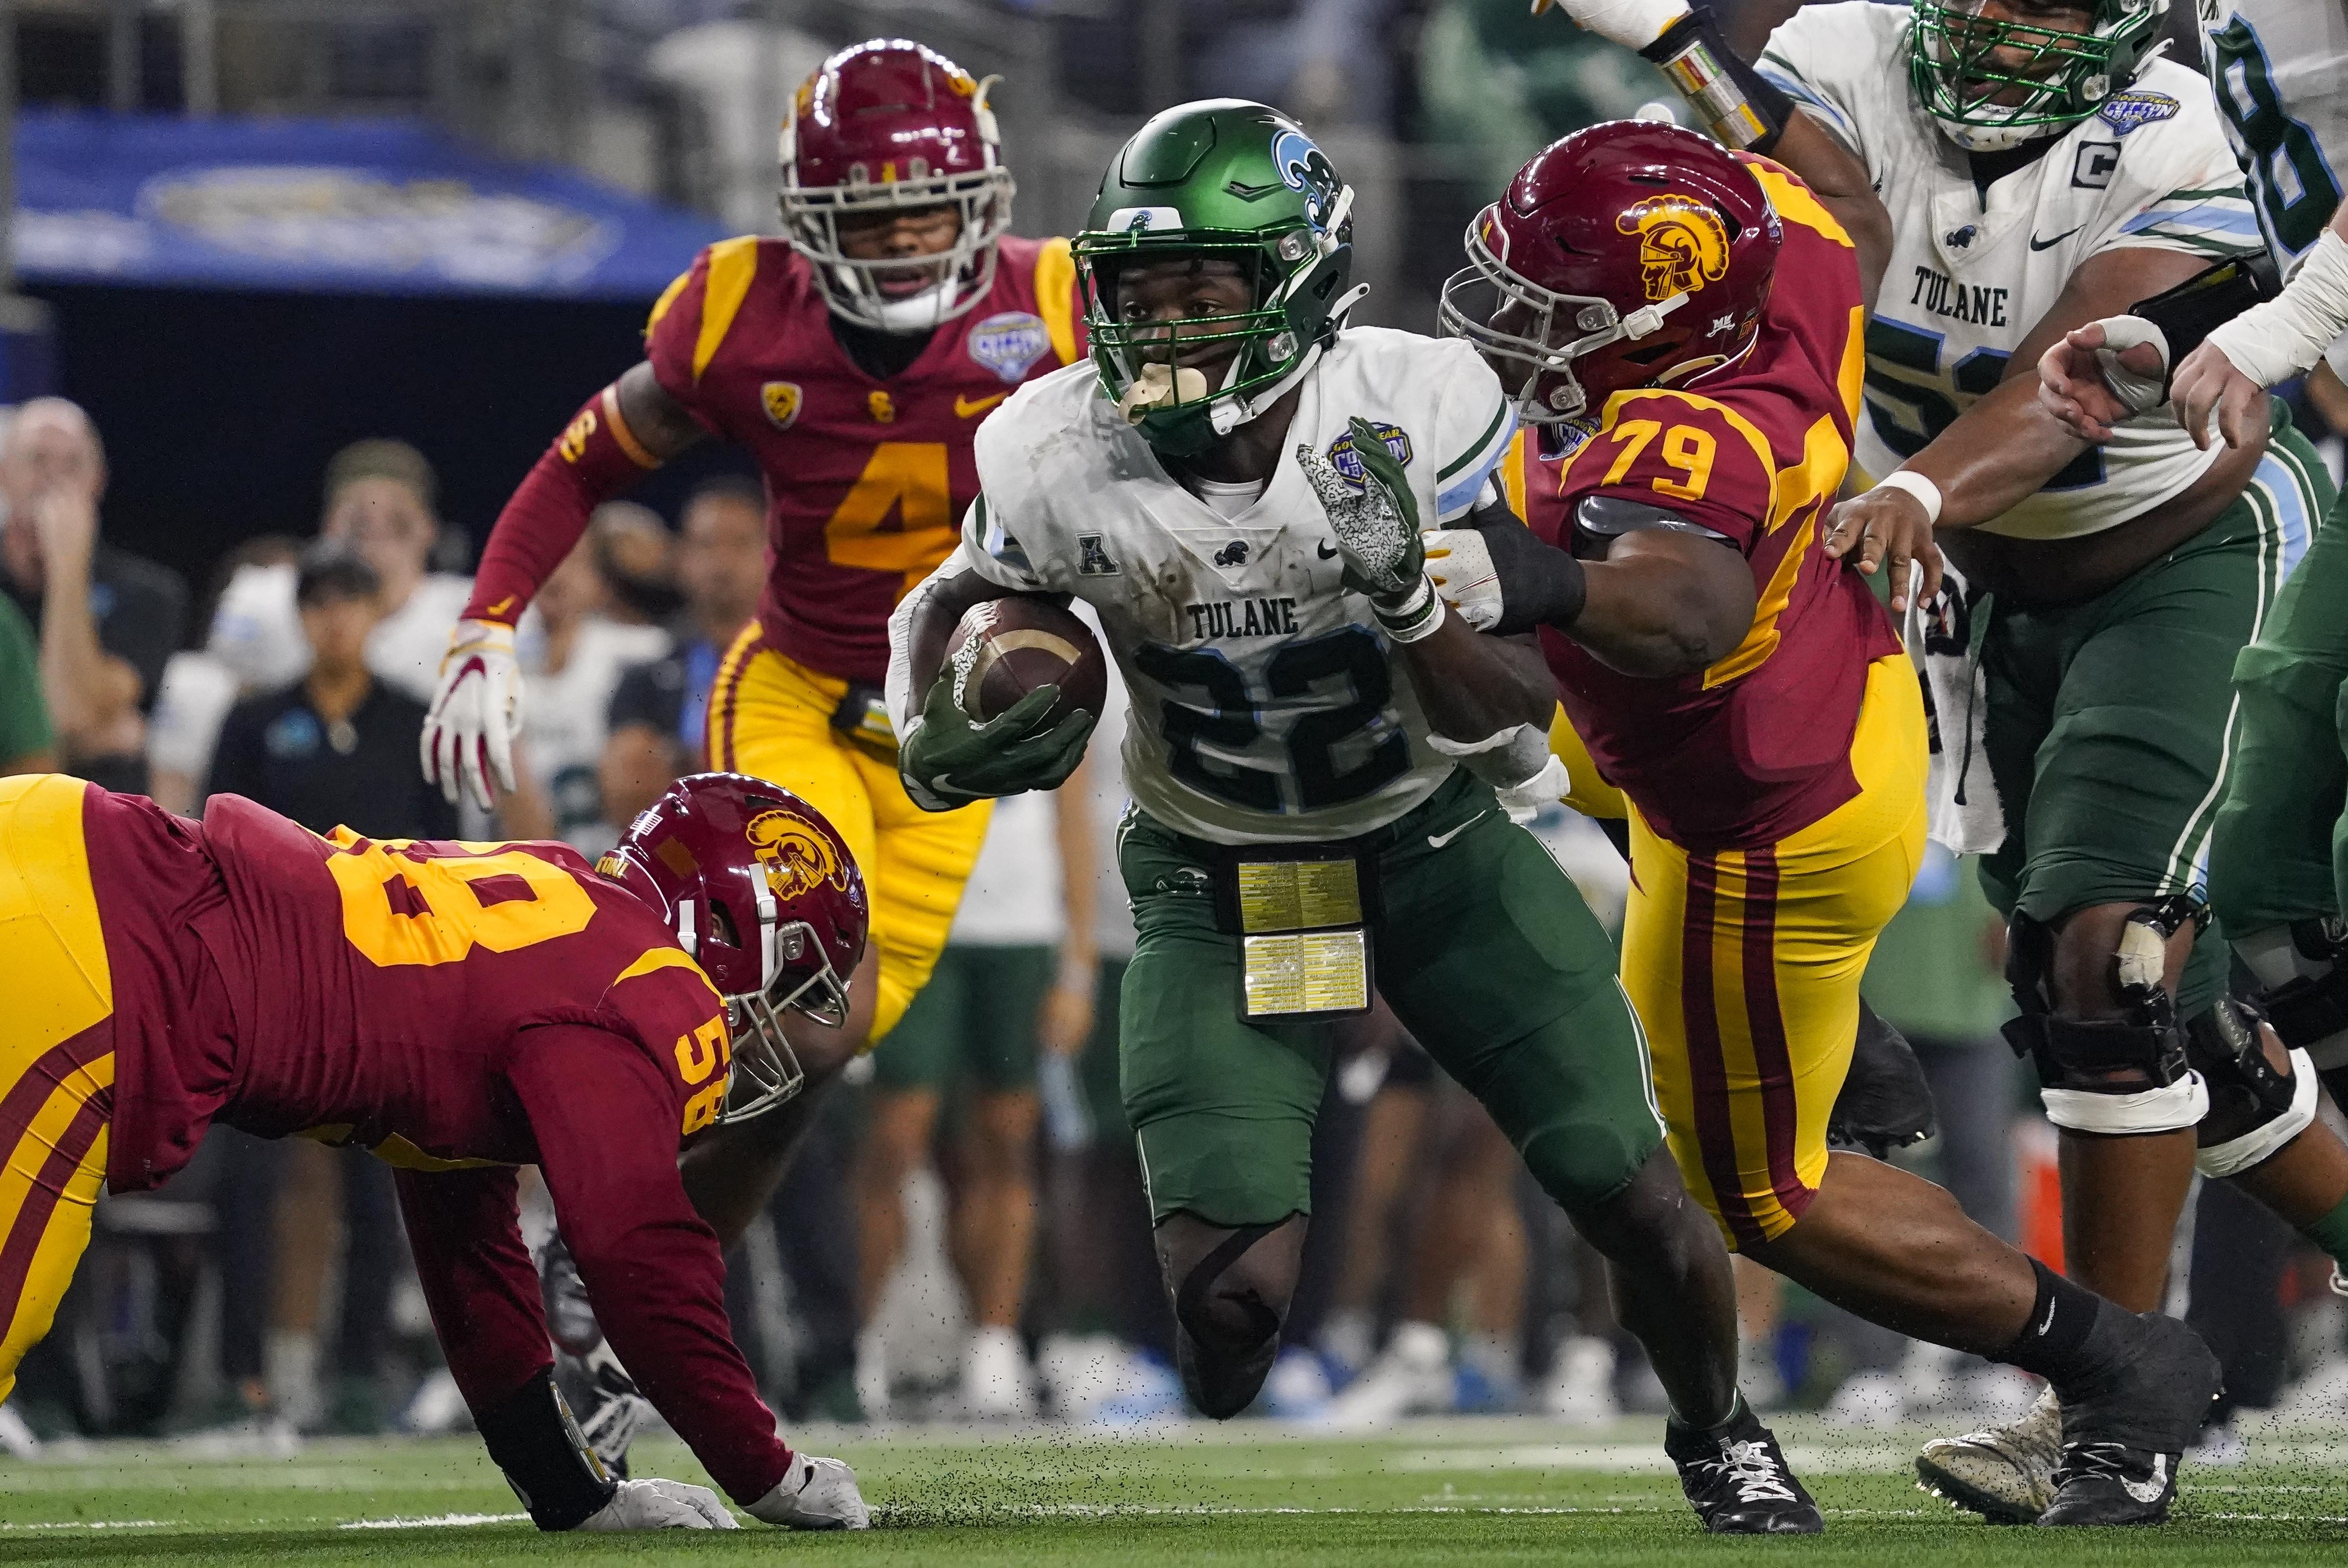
1932;108;2053;153
1201;282;1371;438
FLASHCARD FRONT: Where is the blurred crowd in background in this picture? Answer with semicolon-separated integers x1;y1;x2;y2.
2;0;2347;1462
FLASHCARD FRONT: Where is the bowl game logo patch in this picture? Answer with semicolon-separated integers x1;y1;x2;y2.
2096;90;2178;136
761;380;802;430
1323;421;1412;490
968;311;1052;383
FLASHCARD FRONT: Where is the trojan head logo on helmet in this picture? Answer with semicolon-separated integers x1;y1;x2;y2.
600;774;869;1126
1438;121;1781;425
778;38;1017;333
746;808;850;903
1617;196;1732;303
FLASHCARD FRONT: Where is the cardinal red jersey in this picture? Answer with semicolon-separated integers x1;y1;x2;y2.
645;234;1087;684
72;785;790;1503
1517;159;1901;852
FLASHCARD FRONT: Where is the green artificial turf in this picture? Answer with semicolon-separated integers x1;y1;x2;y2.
1;1418;2344;1565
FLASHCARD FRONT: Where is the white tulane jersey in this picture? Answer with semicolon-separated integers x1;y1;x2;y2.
1760;1;2265;539
2199;0;2348;368
902;328;1517;846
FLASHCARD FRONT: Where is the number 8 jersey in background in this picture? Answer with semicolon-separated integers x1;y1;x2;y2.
912;327;1518;844
646;233;1087;685
1758;0;2265;540
2201;0;2348;371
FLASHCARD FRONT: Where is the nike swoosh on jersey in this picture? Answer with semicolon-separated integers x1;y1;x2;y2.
1317;541;1340;559
955;392;1009;418
1428;811;1489;850
2121;1454;2169;1505
2029;226;2083;251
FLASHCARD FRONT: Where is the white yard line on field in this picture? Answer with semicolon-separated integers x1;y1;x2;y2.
339;1512;531;1530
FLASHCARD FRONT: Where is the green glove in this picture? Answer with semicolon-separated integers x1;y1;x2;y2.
898;677;1097;812
1298;416;1426;605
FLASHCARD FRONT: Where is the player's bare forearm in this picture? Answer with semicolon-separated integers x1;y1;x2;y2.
1901;374;2095;528
1772;113;1890;306
1398;619;1555;742
900;566;1033;702
1570;529;1756;679
614;362;709;459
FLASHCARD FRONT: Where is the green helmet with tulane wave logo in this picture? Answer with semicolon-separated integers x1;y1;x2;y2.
1073;100;1362;457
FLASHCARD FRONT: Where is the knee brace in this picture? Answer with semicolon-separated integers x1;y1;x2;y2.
2188;996;2320;1177
2241;919;2348;1067
2001;901;2210;1135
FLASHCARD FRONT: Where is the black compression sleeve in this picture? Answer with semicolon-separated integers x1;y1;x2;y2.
476;1368;618;1531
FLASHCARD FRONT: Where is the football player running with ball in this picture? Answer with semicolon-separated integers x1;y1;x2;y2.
1433;118;2222;1528
1534;0;2348;1522
891;99;1822;1536
420;39;1086;1463
0;772;869;1531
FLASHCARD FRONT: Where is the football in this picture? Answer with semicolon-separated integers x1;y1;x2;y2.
944;594;1109;728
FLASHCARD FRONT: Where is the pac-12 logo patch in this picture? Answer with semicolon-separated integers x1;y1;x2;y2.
1323;421;1413;490
968;311;1052;383
760;381;803;430
1617;195;1730;302
2096;90;2178;136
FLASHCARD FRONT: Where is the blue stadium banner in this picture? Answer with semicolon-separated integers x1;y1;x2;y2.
15;111;731;299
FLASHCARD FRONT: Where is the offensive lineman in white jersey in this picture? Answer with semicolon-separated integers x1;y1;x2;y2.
1531;0;2348;1522
888;101;1834;1533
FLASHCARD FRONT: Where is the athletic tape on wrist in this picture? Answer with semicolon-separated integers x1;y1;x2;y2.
1870;470;1943;527
1376;578;1446;643
1641;7;1795;152
2207;228;2348;388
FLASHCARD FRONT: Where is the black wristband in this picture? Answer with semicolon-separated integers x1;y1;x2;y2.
1467;499;1587;635
2131;255;2275;394
476;1368;618;1531
1641;6;1798;154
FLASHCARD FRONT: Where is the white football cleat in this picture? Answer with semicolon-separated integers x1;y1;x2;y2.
748;1453;872;1530
1316;1320;1454;1432
1916;1382;2062;1523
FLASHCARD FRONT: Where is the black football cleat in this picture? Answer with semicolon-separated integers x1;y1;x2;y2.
538;1234;650;1479
2039;1311;2220;1528
1666;1399;1825;1534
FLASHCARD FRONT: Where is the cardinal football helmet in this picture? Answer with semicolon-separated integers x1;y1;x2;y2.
1438;121;1781;424
779;38;1016;333
599;773;868;1124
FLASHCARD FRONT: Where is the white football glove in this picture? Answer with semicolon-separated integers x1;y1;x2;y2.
746;1453;872;1530
1530;0;1690;51
574;1477;740;1531
1423;528;1505;632
422;618;523;811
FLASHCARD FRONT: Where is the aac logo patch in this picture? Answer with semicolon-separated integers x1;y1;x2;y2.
2096;90;2178;136
1323;421;1412;490
746;809;849;901
1617;195;1730;302
760;380;803;430
969;311;1052;383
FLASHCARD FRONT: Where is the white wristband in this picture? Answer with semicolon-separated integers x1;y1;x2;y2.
2206;228;2348;389
1871;470;1944;527
1377;577;1447;643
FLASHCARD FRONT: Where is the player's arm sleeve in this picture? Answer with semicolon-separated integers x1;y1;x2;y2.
2089;119;2265;263
1753;2;1866;159
1568;398;1777;551
1429;343;1519;523
509;1022;794;1507
392;1162;552;1413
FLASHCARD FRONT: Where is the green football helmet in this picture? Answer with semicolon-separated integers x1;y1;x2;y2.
1073;100;1363;457
1909;0;2167;151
